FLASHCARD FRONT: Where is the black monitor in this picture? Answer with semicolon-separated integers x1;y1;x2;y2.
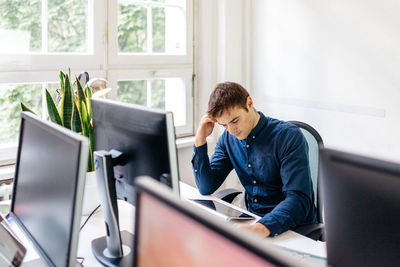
90;98;180;266
10;112;89;267
133;176;299;267
319;148;400;267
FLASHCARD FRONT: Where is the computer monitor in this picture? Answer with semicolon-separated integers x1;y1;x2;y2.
90;98;180;266
10;112;89;267
133;176;301;267
319;148;400;267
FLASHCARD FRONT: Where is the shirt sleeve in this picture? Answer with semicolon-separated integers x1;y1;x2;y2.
257;127;316;236
191;136;233;195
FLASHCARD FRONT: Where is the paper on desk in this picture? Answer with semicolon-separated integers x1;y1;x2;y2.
269;230;327;259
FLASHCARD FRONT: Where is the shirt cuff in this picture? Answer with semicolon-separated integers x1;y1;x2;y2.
258;216;285;237
192;143;208;162
193;143;208;154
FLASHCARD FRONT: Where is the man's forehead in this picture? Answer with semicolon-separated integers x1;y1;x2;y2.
215;107;242;123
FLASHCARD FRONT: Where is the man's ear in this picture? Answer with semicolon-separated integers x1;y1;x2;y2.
247;96;253;109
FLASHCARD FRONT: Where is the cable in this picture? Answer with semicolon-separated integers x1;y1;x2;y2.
80;205;101;231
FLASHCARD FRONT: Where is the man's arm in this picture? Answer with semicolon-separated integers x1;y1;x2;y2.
192;135;233;195
257;127;316;236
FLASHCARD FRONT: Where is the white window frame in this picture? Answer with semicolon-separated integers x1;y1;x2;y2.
0;0;106;71
0;0;194;163
108;68;193;136
108;0;193;66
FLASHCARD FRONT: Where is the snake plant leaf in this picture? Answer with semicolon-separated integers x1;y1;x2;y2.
45;89;62;126
76;77;86;107
88;126;94;172
59;71;65;95
71;101;83;133
80;100;89;138
20;102;37;115
60;74;74;129
86;86;92;123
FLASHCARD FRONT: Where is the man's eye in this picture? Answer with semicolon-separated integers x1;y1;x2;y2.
232;119;238;124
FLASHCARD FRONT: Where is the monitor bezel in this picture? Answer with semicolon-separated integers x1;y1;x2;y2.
10;112;89;267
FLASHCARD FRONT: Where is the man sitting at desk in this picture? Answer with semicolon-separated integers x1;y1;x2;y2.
192;82;317;237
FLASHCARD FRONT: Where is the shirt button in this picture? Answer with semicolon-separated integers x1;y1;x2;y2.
194;169;198;172
248;164;251;168
252;136;255;139
253;180;257;184
246;144;250;148
254;198;258;203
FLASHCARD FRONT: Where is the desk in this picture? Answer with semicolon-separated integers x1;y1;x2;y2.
77;182;327;266
11;182;326;266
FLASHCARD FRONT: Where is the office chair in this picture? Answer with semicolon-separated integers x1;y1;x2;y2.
214;120;325;241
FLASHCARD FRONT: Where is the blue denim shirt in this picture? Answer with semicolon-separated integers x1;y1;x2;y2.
192;112;317;236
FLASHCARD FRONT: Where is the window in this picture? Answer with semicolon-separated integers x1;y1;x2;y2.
0;0;193;163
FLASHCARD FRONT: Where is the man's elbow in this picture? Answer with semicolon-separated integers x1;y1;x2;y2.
197;185;214;195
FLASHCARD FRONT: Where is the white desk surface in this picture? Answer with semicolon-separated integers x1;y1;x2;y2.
7;181;326;266
78;182;327;266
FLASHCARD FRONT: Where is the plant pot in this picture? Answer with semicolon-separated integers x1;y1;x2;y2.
81;171;100;216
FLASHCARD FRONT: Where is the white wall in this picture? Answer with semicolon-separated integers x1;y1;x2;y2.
178;0;250;190
251;0;400;162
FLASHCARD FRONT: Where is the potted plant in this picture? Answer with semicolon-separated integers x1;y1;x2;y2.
20;70;94;172
20;70;98;215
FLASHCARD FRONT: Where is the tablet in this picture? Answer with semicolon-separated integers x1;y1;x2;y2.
190;199;255;221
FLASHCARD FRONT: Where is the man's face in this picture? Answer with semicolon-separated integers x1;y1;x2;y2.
215;105;254;140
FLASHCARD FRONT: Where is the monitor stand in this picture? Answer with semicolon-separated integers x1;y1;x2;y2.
91;150;134;267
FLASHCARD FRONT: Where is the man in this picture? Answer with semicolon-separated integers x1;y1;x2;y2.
192;82;317;237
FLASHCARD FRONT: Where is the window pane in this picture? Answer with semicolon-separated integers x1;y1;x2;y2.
152;7;165;53
151;79;165;109
0;0;42;53
117;1;186;54
164;77;186;126
117;80;147;105
116;78;186;126
155;6;186;54
48;0;89;53
0;83;42;144
118;4;147;53
0;0;90;54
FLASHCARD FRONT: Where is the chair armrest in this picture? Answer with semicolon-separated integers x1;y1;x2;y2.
294;223;325;241
213;188;243;204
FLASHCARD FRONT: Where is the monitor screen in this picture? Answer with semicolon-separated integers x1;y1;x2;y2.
91;98;180;205
134;177;293;267
320;148;400;267
10;112;89;267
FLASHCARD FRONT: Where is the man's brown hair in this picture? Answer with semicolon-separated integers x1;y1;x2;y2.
207;82;250;118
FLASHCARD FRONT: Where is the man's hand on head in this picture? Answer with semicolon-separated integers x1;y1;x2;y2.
195;114;217;147
234;222;271;237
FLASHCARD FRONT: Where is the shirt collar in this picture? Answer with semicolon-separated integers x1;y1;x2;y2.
246;111;267;142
